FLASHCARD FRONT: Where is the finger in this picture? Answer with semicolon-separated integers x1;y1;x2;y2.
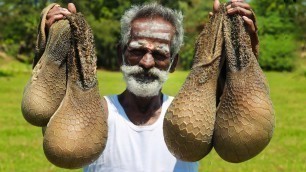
46;14;65;29
213;0;220;13
68;3;77;13
242;16;256;34
231;0;245;2
47;5;61;16
227;6;253;17
227;2;250;10
46;7;71;19
52;4;61;10
59;7;72;16
209;12;213;17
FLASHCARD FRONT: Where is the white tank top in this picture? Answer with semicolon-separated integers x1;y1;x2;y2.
84;94;198;172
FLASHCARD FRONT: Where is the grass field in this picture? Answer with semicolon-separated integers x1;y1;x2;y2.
0;60;305;171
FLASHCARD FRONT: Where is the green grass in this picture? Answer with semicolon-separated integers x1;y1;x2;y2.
0;61;306;171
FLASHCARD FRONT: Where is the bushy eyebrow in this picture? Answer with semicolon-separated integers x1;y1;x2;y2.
127;39;171;57
156;44;170;54
128;41;145;49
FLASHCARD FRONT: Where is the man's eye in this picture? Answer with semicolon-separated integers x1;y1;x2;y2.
152;52;168;61
130;49;146;56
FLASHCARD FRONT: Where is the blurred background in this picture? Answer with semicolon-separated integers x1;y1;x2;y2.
0;0;305;171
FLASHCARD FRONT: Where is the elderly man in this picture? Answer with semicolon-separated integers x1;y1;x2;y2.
45;0;257;171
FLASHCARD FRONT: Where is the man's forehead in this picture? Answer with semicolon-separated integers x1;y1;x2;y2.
133;19;173;30
131;17;174;41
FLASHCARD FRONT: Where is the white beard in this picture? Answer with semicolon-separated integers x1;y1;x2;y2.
121;65;169;97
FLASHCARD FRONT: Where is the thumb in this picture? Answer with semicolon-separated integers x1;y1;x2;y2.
68;3;77;13
213;0;220;13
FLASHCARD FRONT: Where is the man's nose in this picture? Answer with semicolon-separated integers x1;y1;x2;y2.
139;53;155;69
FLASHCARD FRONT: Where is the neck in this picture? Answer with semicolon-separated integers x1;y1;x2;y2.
118;90;163;126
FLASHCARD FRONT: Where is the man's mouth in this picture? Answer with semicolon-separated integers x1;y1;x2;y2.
133;72;159;83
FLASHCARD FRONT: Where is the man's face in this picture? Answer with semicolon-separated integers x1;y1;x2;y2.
121;17;175;97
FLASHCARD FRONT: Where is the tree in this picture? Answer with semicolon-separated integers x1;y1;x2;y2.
251;0;299;71
0;0;302;71
0;0;48;62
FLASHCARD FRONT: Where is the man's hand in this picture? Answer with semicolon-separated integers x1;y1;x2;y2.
45;3;77;31
210;0;259;57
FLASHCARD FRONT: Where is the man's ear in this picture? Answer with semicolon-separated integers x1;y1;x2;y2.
117;43;123;66
169;54;179;73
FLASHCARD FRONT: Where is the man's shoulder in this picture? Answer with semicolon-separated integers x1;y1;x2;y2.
102;95;118;106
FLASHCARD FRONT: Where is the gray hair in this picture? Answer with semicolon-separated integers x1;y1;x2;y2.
120;3;184;60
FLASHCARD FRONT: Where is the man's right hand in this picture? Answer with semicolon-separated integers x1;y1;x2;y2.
45;3;77;31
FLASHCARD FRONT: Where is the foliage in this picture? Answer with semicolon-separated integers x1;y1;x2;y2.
251;0;302;71
0;0;304;71
259;34;297;71
0;0;48;62
177;0;210;69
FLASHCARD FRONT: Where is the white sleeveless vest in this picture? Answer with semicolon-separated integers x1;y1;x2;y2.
84;94;198;172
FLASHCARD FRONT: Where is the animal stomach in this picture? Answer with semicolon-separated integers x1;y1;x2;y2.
214;60;275;163
21;20;70;127
43;82;107;169
163;61;220;161
42;13;108;169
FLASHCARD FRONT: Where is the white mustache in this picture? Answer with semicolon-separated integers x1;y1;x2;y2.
120;65;168;83
120;65;169;97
